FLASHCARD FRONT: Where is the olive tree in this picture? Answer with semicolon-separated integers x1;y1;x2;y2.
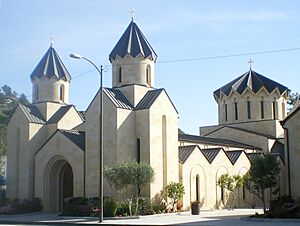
164;182;185;211
104;161;154;216
243;155;280;214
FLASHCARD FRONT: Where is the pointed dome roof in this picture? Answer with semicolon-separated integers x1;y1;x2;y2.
109;20;157;62
213;69;289;100
30;46;71;81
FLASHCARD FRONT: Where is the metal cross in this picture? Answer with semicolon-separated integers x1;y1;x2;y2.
50;36;54;47
248;58;254;69
130;8;135;21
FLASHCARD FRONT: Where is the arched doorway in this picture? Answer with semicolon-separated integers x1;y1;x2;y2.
44;157;73;212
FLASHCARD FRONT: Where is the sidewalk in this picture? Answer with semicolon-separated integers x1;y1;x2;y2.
0;209;264;225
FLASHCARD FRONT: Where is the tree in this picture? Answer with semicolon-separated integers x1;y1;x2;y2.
287;92;300;111
243;155;281;214
104;161;154;216
164;182;185;211
217;174;243;208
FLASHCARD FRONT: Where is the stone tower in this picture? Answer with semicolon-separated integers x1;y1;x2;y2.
30;45;71;104
109;20;157;106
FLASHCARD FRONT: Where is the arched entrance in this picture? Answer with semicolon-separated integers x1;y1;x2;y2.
44;157;73;212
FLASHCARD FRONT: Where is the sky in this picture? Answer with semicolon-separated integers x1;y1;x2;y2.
1;0;300;134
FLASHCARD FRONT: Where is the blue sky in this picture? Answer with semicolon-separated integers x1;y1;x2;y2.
1;0;300;134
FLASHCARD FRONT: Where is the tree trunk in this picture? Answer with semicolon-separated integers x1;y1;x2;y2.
261;188;266;215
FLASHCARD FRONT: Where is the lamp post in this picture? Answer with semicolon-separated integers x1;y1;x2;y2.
70;53;104;223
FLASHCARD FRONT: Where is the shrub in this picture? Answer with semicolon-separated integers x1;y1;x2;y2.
63;197;89;216
0;198;42;215
151;203;165;214
138;197;151;215
115;203;129;216
267;196;300;218
103;197;117;217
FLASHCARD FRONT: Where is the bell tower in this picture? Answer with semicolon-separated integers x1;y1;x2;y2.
30;45;71;104
109;19;157;89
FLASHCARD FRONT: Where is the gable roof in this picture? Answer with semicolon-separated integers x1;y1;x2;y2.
246;152;264;161
205;125;276;139
30;46;71;81
103;88;134;110
178;133;260;150
19;104;45;124
109;20;157;62
59;129;85;151
178;145;198;164
270;140;285;163
225;150;244;165
201;148;222;164
47;105;73;124
213;69;289;101
281;106;300;124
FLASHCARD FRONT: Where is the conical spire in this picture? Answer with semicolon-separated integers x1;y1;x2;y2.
30;46;71;81
109;21;157;62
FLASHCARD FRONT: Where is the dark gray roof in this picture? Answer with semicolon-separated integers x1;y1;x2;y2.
246;152;264;161
225;150;243;165
178;145;198;163
270;140;285;162
47;105;73;124
30;46;71;81
214;69;288;100
178;133;260;150
109;21;157;62
59;130;85;151
201;148;222;164
135;89;163;110
19;104;45;124
104;88;134;110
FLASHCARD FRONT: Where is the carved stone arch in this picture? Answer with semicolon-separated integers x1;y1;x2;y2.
190;164;207;206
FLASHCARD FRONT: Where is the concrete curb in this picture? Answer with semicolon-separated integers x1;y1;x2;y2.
241;216;300;223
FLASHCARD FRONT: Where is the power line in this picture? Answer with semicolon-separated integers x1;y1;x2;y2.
70;46;300;81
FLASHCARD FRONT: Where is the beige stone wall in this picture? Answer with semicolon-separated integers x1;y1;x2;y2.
116;85;153;107
283;110;300;198
111;55;154;88
34;102;64;121
35;131;84;212
32;77;69;104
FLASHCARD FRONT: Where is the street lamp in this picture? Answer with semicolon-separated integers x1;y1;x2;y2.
70;53;104;223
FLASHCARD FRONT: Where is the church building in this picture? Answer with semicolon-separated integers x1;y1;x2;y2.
6;18;295;212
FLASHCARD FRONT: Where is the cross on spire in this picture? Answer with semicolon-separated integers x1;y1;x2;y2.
50;36;54;47
130;8;135;21
248;58;254;69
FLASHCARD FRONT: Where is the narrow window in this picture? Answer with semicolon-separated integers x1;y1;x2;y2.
282;102;286;119
221;186;224;201
119;67;122;83
146;65;151;86
35;84;39;101
242;185;246;200
273;99;276;119
260;96;264;119
196;174;200;201
224;102;228;122
162;115;167;189
60;85;65;102
137;138;141;163
234;99;238;120
247;97;251;119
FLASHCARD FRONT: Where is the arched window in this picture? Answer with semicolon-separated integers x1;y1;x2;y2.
60;85;65;102
196;174;200;201
119;67;122;83
146;65;151;86
260;96;264;119
234;98;238;120
282;102;286;119
162;115;167;189
247;97;251;119
273;97;277;119
224;100;228;122
35;84;39;101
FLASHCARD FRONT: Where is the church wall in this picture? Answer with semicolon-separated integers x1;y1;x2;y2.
116;108;136;162
284;111;300;199
148;91;178;200
35;132;84;211
6;107;29;199
116;85;152;107
111;55;154;88
33;102;63;121
85;91;118;198
32;77;69;104
205;127;269;153
56;107;83;130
